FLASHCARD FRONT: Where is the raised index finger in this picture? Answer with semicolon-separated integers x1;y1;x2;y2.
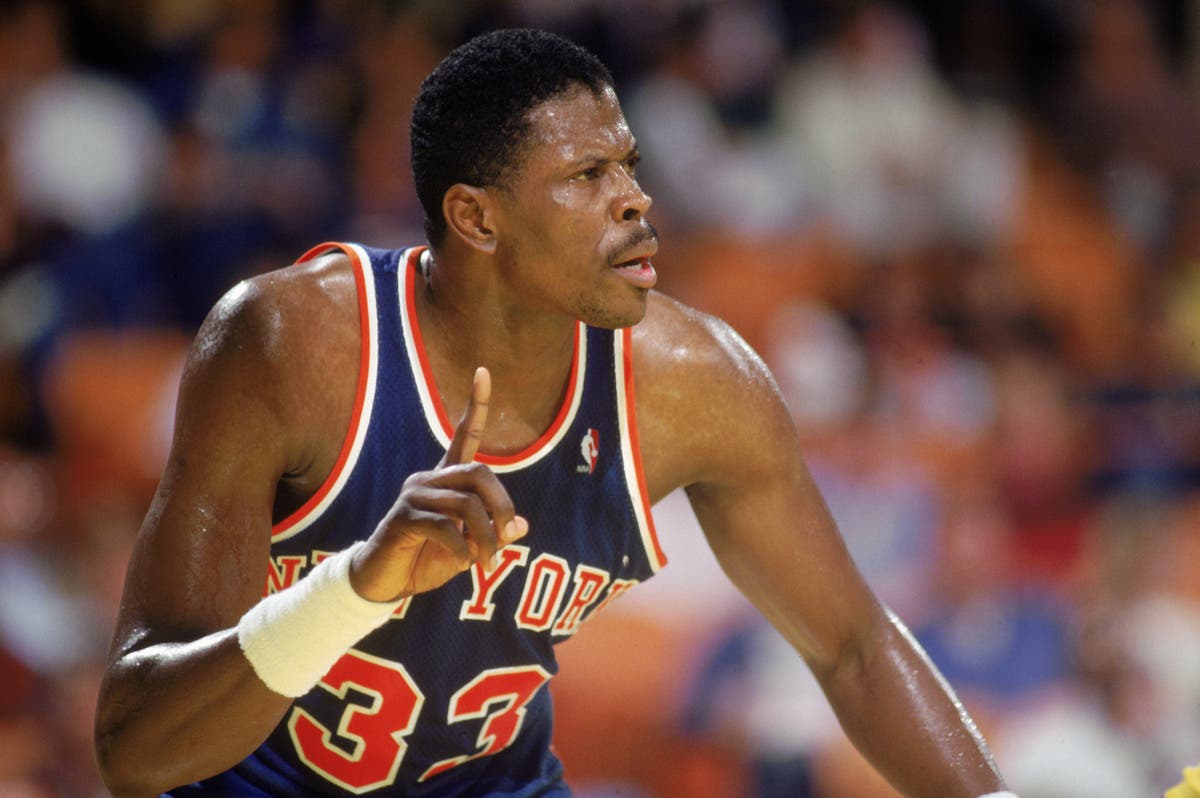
440;366;490;467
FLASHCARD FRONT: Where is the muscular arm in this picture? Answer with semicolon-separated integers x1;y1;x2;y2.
96;256;521;797
635;295;1007;798
94;270;341;796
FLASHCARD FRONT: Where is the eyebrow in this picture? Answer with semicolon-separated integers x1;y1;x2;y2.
568;143;641;170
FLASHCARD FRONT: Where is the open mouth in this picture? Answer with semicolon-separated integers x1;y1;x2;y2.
614;257;648;269
610;257;657;288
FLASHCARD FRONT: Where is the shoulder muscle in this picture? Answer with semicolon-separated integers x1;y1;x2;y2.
115;253;360;648
632;292;800;499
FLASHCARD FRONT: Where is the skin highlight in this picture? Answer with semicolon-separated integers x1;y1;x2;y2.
94;78;1008;798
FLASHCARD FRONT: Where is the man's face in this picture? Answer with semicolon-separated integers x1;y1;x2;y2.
490;84;657;329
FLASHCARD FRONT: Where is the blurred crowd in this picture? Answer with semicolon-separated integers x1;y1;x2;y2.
0;0;1197;796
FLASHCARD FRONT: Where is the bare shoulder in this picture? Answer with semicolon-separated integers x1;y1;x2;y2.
189;251;358;412
632;292;799;500
631;292;778;429
169;249;362;513
114;250;363;643
200;250;358;373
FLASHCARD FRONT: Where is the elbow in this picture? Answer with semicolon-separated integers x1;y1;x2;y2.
95;722;154;798
810;603;896;689
95;692;168;798
96;733;152;798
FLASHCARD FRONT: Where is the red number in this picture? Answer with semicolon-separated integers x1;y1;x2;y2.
419;665;552;782
288;650;424;793
288;655;551;789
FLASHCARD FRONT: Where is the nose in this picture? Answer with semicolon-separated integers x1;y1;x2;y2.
613;171;652;223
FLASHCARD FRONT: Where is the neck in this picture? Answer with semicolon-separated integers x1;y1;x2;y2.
414;246;579;454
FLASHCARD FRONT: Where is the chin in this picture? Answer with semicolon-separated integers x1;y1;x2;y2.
577;293;649;330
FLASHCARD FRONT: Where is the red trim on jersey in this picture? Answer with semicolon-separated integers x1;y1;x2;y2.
404;253;583;466
272;243;372;538
621;327;666;568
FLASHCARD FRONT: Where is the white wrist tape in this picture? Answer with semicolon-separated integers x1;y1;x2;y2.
978;792;1019;798
237;541;403;697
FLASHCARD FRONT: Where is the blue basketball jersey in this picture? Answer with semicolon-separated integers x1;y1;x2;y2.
166;243;666;797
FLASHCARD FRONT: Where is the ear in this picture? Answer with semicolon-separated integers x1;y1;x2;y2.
443;184;498;254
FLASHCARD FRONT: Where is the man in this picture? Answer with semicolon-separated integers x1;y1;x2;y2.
95;28;1016;798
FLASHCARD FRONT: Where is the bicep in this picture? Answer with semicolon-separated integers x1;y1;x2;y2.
667;333;880;673
686;446;880;674
111;289;294;658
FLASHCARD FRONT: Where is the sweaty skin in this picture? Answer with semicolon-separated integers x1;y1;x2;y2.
95;86;1007;797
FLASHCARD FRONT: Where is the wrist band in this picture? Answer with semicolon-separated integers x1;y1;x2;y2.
978;792;1019;798
237;541;404;697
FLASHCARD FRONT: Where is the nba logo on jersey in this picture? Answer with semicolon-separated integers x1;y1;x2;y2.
578;428;599;474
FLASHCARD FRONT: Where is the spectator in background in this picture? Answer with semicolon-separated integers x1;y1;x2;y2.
912;487;1072;714
0;1;1196;795
773;1;1022;258
623;1;802;234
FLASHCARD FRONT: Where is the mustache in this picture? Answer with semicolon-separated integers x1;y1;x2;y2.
607;221;659;266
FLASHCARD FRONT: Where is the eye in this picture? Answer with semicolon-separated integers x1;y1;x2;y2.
622;154;641;176
571;166;602;182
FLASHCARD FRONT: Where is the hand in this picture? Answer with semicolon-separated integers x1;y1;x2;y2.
350;367;529;602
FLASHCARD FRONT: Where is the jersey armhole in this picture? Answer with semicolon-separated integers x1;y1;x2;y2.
271;242;379;541
616;326;667;572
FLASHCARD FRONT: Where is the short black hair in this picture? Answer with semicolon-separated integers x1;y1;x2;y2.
410;28;615;245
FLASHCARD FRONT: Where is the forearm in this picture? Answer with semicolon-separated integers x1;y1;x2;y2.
95;629;291;798
97;543;406;796
817;608;1007;798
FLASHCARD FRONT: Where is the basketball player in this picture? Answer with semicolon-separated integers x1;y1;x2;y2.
95;29;1017;798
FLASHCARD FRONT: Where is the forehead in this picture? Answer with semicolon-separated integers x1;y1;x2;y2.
522;85;633;166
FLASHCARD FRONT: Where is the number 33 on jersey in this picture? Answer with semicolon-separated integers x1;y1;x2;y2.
196;244;667;796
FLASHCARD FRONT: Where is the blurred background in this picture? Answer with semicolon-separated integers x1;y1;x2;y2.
0;0;1198;795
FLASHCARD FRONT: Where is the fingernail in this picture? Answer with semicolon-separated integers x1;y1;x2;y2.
504;513;528;537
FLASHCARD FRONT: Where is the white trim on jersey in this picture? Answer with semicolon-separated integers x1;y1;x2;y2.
614;329;667;573
272;242;380;542
398;250;588;474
